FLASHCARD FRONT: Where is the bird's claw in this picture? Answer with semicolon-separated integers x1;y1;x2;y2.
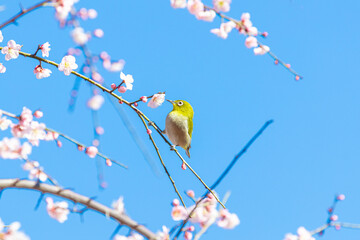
170;145;176;151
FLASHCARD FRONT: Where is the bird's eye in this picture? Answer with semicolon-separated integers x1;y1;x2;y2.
177;101;183;106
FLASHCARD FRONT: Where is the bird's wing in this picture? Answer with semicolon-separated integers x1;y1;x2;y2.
188;117;193;138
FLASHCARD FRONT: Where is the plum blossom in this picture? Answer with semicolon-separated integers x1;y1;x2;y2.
171;0;186;8
217;209;240;229
213;0;231;12
20;107;33;126
171;205;188;221
0;137;32;159
1;40;21;61
148;93;166;108
0;115;12;130
284;227;315;240
46;197;70;223
40;42;51;57
23;161;48;182
0;219;30;240
253;45;270;55
34;65;52;79
0;63;6;73
120;72;134;90
25;121;47;146
87;94;105;110
210;21;236;39
58;55;78;75
93;28;104;38
156;226;170;240
53;0;77;22
108;60;125;72
112;196;125;214
87;9;98;19
0;30;3;42
187;0;204;15
196;10;216;22
245;36;258;48
239;12;258;36
85;146;98;158
71;27;89;45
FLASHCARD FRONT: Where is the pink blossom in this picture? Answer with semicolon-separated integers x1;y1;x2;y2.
109;60;125;72
284;227;315;240
20;107;33;126
146;129;152;134
245;36;258;48
44;131;59;141
171;0;187;8
71;27;88;45
171;205;187;221
46;197;70;223
196;10;216;22
187;0;204;15
0;63;6;73
213;0;231;12
40;42;51;57
78;8;88;19
0;137;32;159
140;96;148;103
253;45;270;55
120;72;134;90
112;196;125;214
217;209;240;229
85;146;98;158
210;21;236;39
92;71;103;83
1;40;21;61
26;121;47;146
0;219;30;240
23;161;48;182
155;225;170;240
337;194;345;201
148;93;166;108
330;215;338;221
93;28;104;38
58;55;78;75
247;26;258;36
106;159;112;166
34;65;52;79
0;30;3;42
0;115;12;130
87;9;98;19
100;51;110;60
172;199;180;206
186;190;195;198
184;231;193;240
96;126;104;135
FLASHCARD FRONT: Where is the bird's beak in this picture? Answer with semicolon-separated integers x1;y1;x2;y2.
167;99;174;104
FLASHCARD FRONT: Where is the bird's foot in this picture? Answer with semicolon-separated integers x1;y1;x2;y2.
170;145;176;151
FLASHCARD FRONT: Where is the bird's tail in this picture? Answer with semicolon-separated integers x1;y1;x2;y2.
186;145;191;158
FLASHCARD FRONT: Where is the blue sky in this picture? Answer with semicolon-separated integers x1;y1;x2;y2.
0;0;360;239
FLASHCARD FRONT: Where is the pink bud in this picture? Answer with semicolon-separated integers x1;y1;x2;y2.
186;190;195;198
111;83;117;89
337;194;345;201
92;139;100;147
106;159;112;166
100;181;108;188
172;199;180;206
181;162;186;170
295;75;300;81
52;132;59;139
274;59;279;65
78;145;85;151
86;146;98;158
134;102;138;107
93;29;104;38
330;215;338;221
335;225;341;230
207;193;213;199
285;63;291;68
184;231;193;240
87;9;98;19
118;86;127;93
92;72;103;82
140;96;148;103
147;129;152;135
188;226;195;232
56;140;62;147
119;100;123;104
96;126;104;135
34;110;43;118
328;207;333;213
261;32;268;37
82;66;90;73
100;51;110;60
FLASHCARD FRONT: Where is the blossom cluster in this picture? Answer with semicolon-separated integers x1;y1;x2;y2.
170;0;270;55
0;218;30;240
170;191;240;239
46;197;70;223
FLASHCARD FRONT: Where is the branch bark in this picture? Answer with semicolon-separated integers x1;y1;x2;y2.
0;178;157;240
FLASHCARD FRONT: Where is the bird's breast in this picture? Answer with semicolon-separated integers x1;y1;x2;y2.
165;112;190;148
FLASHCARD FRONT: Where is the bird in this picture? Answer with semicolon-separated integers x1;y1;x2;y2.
163;99;194;158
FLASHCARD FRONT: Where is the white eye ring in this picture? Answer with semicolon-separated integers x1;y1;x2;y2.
177;101;183;106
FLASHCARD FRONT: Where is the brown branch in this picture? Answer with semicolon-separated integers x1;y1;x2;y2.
0;178;157;239
0;0;52;29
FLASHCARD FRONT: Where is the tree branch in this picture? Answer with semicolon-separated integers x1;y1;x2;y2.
0;178;157;240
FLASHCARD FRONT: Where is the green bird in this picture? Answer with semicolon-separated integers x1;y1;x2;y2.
164;100;194;158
